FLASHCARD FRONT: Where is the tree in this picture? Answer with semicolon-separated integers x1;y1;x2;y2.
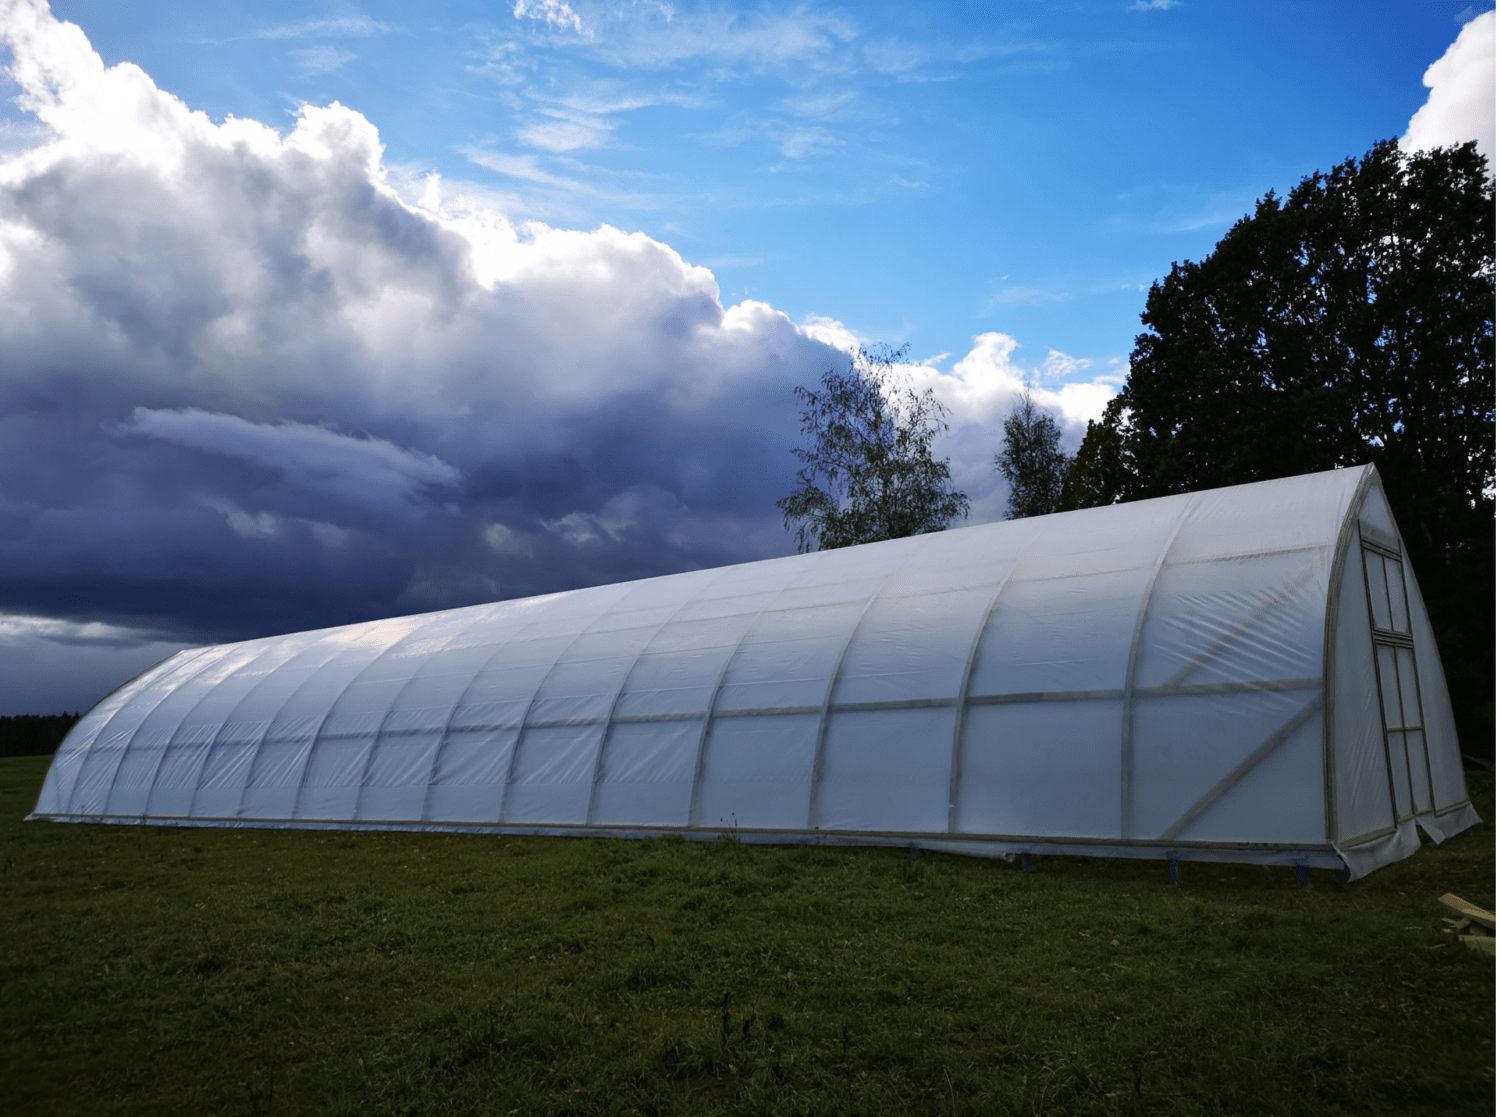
778;345;969;552
1068;138;1495;754
996;385;1071;518
1060;396;1131;511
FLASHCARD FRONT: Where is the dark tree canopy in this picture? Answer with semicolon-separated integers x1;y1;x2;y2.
779;345;969;552
1060;396;1131;513
996;387;1071;518
1069;138;1495;755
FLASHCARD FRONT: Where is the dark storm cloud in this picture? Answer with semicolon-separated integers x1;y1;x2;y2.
1;3;1102;715
0;0;842;670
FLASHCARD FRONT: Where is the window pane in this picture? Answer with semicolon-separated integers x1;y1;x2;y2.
1384;557;1409;633
1376;645;1403;730
1404;730;1432;814
1363;549;1392;630
1386;730;1414;818
1394;646;1422;730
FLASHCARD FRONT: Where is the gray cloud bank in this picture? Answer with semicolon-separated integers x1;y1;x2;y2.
0;0;1104;713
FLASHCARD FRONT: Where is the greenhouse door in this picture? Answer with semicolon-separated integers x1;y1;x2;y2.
1361;542;1435;821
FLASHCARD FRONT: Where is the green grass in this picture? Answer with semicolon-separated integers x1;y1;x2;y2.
1;757;1492;1116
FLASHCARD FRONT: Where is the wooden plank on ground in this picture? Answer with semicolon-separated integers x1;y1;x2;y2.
1459;935;1495;957
1439;894;1496;929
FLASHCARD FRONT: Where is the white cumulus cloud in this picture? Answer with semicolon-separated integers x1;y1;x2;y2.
898;333;1114;523
0;0;849;642
1401;9;1495;168
0;0;1113;703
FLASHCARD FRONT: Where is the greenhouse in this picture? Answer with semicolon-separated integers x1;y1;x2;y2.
30;465;1477;879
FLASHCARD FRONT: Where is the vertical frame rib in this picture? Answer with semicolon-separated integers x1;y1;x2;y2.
412;602;555;823
346;609;486;821
805;540;926;830
1118;504;1192;839
187;633;338;819
1320;466;1375;845
135;638;288;818
584;569;729;824
1393;552;1437;814
945;521;1047;833
496;583;642;824
48;649;191;815
288;615;454;821
69;647;220;816
684;568;804;828
1386;641;1418;817
214;633;352;819
1359;540;1403;829
412;590;624;825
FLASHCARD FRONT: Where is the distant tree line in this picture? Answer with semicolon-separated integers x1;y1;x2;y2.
781;138;1494;758
0;714;80;758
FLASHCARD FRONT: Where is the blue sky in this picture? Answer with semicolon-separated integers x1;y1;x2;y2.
37;0;1491;367
0;0;1493;713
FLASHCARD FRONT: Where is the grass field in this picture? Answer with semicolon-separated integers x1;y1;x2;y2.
2;756;1493;1116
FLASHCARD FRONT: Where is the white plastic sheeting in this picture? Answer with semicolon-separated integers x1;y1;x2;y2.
31;465;1478;878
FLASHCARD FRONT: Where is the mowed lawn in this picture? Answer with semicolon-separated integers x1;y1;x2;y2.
1;756;1492;1116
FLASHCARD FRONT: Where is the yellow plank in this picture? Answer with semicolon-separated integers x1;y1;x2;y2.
1439;894;1496;930
1459;935;1496;957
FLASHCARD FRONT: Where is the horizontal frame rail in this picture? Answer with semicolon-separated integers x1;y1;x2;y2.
287;677;1325;738
31;809;1340;854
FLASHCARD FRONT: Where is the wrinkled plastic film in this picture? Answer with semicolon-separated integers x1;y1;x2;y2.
29;466;1477;879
